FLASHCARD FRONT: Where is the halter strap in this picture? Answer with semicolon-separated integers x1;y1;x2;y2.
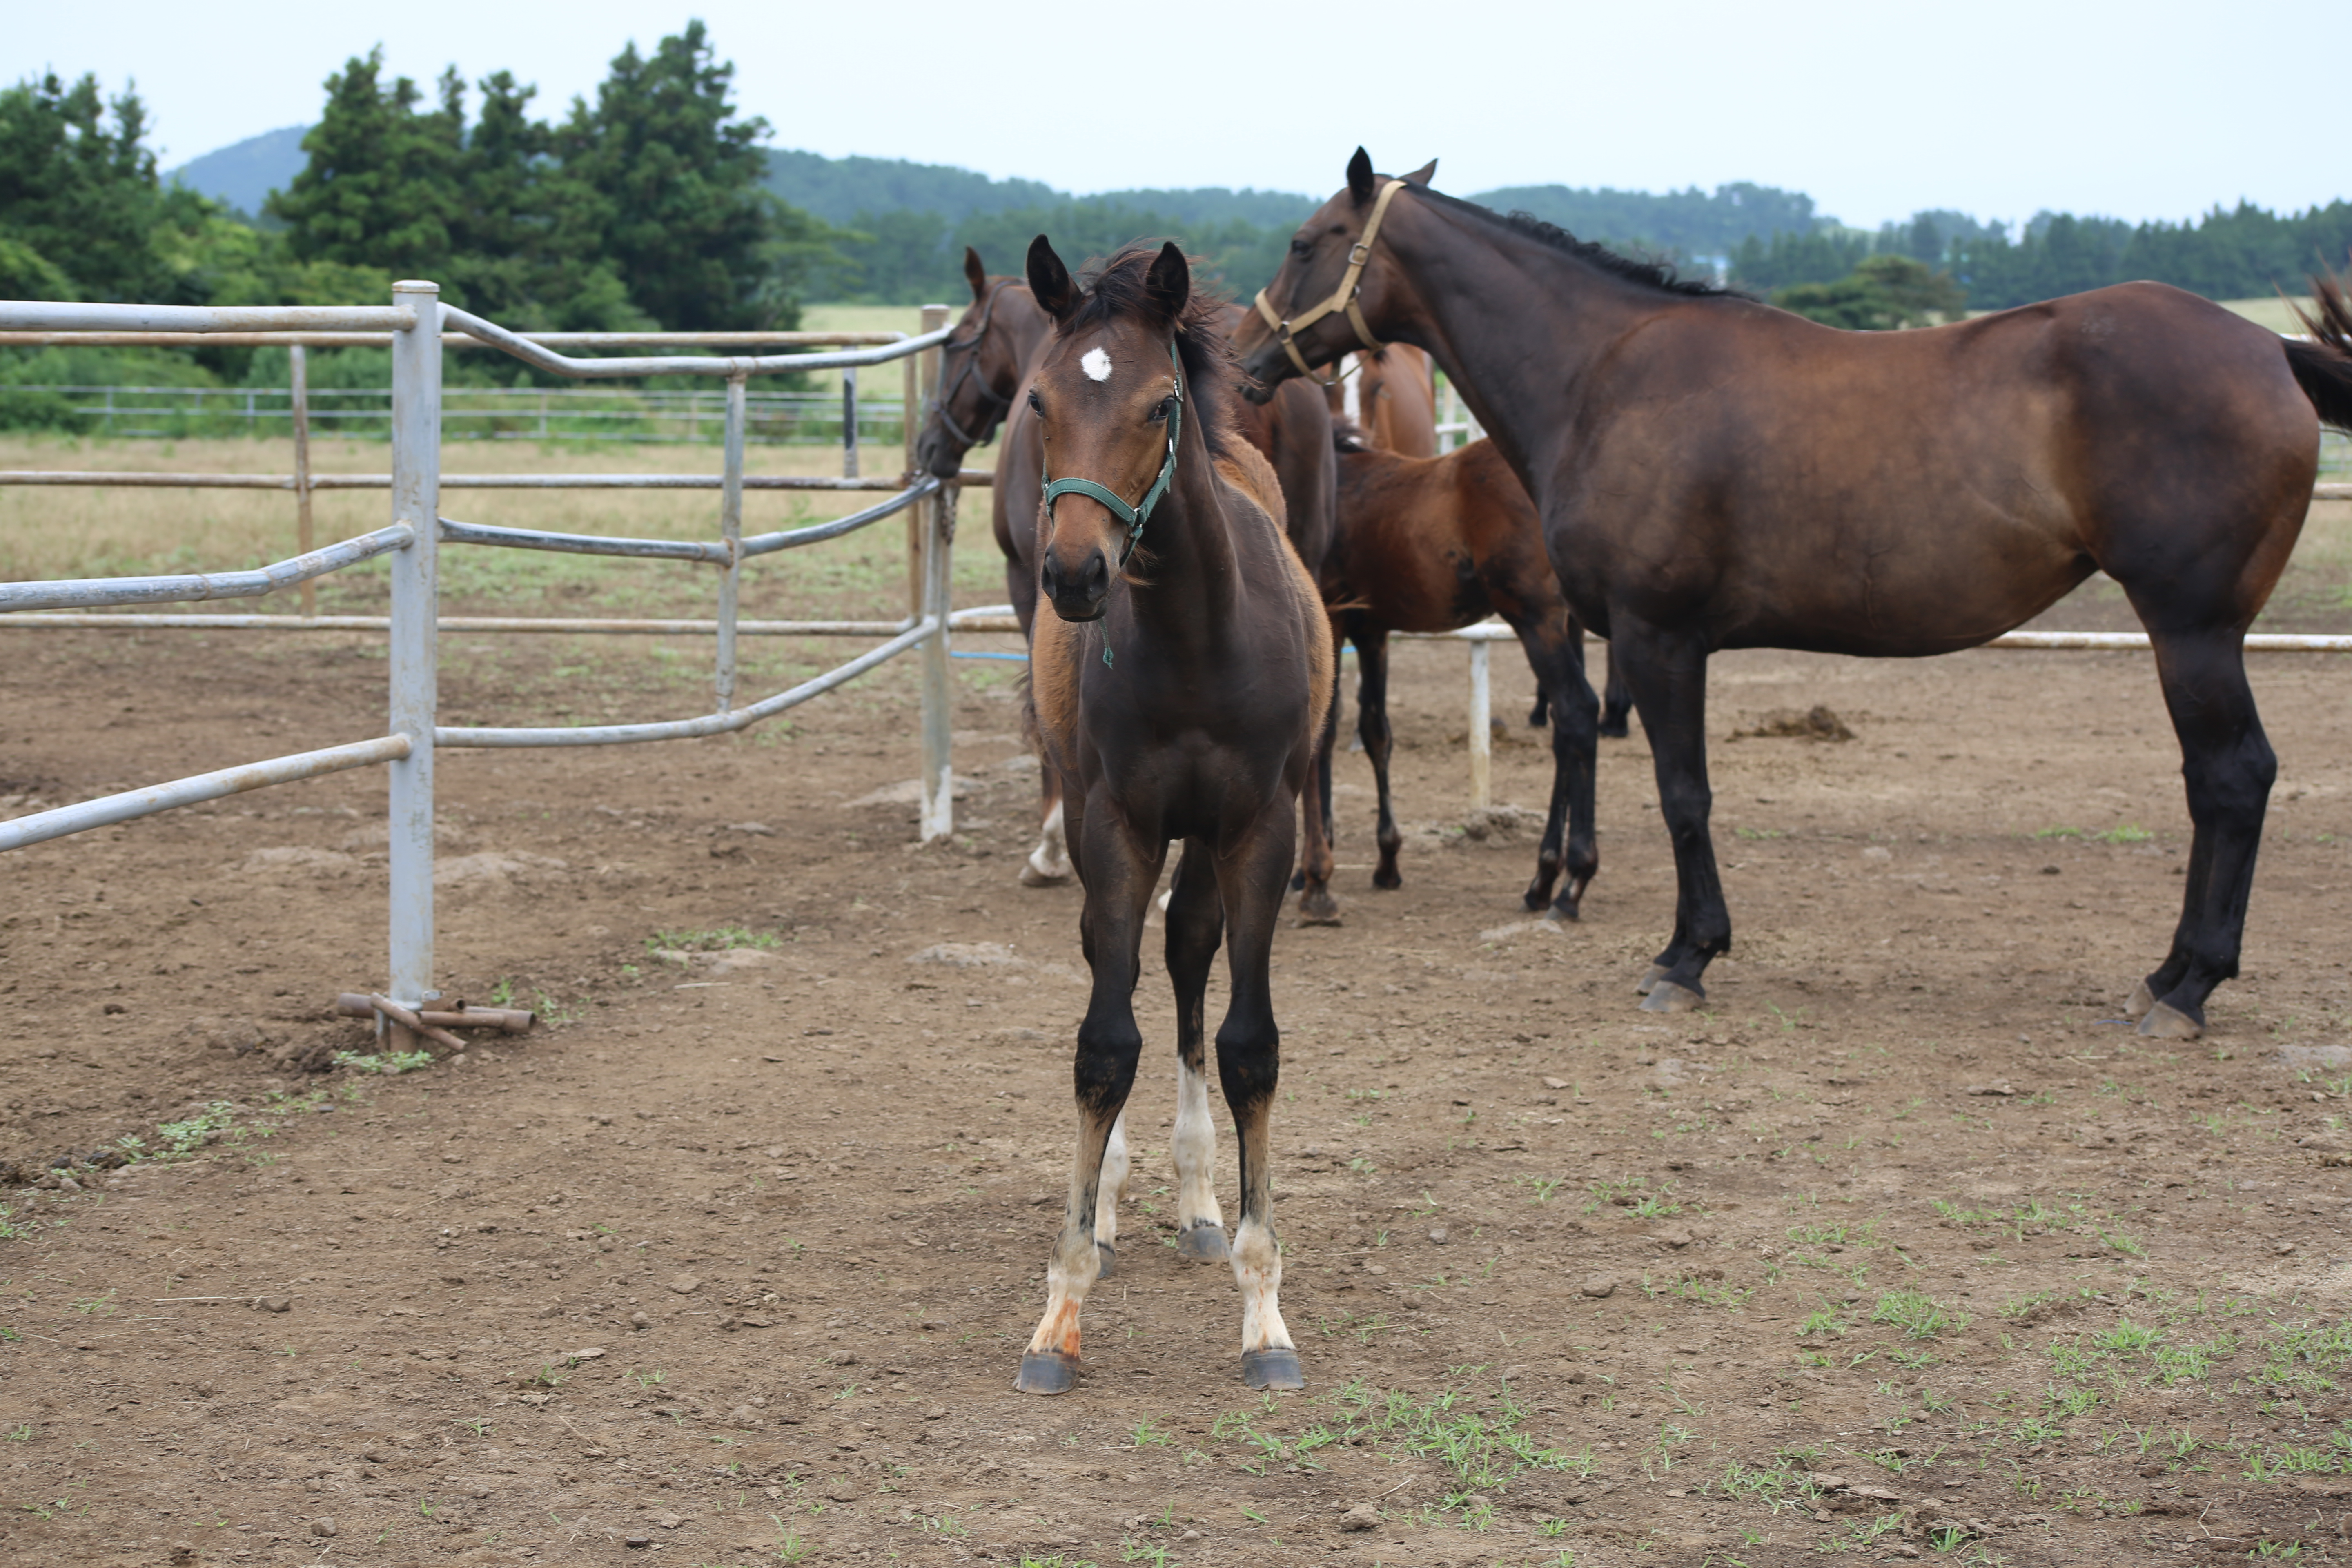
1254;177;1409;385
1041;340;1183;570
931;281;1018;448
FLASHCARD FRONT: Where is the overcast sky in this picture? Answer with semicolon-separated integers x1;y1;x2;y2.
10;0;2341;230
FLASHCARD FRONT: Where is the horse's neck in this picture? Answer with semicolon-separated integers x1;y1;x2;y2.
1120;428;1242;646
1386;202;1653;485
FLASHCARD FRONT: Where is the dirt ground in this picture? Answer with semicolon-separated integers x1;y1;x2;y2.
7;485;2352;1568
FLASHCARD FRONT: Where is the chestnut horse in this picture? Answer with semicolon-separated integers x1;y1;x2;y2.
1322;431;1617;915
1325;344;1439;457
1017;239;1328;1395
1241;149;2352;1037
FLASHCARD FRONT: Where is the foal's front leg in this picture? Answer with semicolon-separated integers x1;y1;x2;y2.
1016;807;1161;1396
1213;813;1306;1390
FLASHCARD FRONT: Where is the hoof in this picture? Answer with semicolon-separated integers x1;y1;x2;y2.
1640;979;1704;1013
1374;865;1403;891
1553;876;1589;923
1013;1350;1079;1396
1241;1346;1305;1390
1635;962;1670;996
1295;892;1343;928
2138;1000;2203;1040
1175;1222;1229;1262
1599;717;1630;739
1095;1241;1117;1281
2124;979;2157;1020
1289;868;1306;891
1018;864;1071;889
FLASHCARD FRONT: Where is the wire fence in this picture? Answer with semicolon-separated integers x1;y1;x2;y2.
6;381;906;447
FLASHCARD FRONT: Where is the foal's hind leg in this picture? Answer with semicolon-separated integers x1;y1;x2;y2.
2127;629;2276;1038
1021;766;1074;888
1610;618;1729;1009
1094;1108;1131;1278
1295;632;1345;925
1212;814;1306;1390
1598;638;1633;739
1164;839;1229;1262
1354;628;1405;890
1511;613;1601;919
1016;809;1162;1395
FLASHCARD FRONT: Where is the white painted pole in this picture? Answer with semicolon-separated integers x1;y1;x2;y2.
915;305;955;843
715;374;747;713
386;281;443;1026
291;345;315;617
1468;639;1492;811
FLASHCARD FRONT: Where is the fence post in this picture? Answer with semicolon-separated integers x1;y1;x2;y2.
1467;639;1491;812
842;365;860;479
386;281;443;1033
291;345;316;618
909;306;948;617
715;373;747;713
919;480;957;843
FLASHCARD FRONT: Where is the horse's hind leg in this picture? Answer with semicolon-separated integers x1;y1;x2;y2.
2129;628;2275;1038
1610;617;1728;1009
1212;813;1306;1390
1598;638;1633;739
1016;806;1160;1395
1020;766;1073;887
1295;633;1345;924
1354;628;1405;890
1515;614;1601;919
1164;839;1229;1262
1094;1108;1131;1278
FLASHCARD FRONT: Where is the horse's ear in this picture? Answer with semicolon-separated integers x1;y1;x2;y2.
1143;241;1190;326
1401;158;1437;187
1026;235;1078;325
963;247;989;301
1346;147;1376;206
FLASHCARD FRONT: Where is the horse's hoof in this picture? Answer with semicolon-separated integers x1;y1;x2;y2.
2138;1000;2203;1040
1095;1241;1117;1280
1013;1350;1080;1396
1018;865;1071;889
1374;866;1403;891
1295;893;1343;928
1241;1347;1305;1390
1289;869;1306;891
2123;979;2157;1020
1636;962;1670;996
1553;877;1589;922
1599;717;1630;739
1641;979;1704;1013
1175;1223;1229;1262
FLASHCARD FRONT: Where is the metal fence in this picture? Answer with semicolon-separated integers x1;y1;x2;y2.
0;290;1005;1040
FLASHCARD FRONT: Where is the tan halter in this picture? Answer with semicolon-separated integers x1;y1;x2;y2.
1254;177;1409;385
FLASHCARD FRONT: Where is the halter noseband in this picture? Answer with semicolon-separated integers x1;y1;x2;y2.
1253;177;1409;386
1040;340;1183;571
931;281;1017;448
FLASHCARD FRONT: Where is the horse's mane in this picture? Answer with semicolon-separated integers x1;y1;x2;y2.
1067;243;1236;457
1421;188;1742;300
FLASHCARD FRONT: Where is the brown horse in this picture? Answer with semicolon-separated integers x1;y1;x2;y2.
1016;239;1328;1396
1325;343;1439;457
1321;431;1614;915
1241;149;2352;1038
988;294;1337;891
913;248;1056;481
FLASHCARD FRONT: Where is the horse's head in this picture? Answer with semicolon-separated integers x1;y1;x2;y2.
1025;236;1200;623
913;248;1036;478
1236;148;1437;403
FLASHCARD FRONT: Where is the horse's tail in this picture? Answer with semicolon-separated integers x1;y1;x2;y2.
2286;261;2352;433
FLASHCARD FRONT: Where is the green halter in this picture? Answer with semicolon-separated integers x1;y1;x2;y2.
1041;340;1183;570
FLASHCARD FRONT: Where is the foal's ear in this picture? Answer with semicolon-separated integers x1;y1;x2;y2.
1026;235;1078;325
1401;158;1437;187
963;246;989;301
1346;146;1376;206
1143;241;1190;326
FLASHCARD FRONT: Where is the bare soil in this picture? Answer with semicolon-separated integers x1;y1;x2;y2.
8;506;2352;1568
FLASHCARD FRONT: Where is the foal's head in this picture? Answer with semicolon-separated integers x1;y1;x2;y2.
1024;237;1228;622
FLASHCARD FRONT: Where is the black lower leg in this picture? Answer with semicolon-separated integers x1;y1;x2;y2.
1611;619;1728;1004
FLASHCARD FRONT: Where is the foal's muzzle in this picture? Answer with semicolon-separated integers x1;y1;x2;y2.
1042;548;1111;622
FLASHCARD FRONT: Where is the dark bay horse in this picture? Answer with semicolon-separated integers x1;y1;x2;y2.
1240;149;2352;1038
913;247;1057;481
1323;431;1610;915
1018;239;1329;1395
989;293;1337;891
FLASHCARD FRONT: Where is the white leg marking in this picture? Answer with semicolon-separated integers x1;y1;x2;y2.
1025;1134;1108;1359
1096;1108;1131;1250
1341;354;1363;428
1023;798;1072;885
1231;1216;1294;1354
1172;1057;1223;1234
1157;839;1180;912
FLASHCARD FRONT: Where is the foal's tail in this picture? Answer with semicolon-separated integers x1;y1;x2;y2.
2287;260;2352;432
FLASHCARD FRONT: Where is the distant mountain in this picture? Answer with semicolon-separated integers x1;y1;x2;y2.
166;125;310;218
1465;182;1832;263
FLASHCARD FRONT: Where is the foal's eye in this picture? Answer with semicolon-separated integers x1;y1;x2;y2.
1027;389;1043;416
1147;396;1176;425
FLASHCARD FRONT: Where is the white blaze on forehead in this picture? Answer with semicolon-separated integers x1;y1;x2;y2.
1080;346;1113;382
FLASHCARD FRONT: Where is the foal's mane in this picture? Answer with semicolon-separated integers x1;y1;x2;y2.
1066;244;1236;458
1421;188;1741;301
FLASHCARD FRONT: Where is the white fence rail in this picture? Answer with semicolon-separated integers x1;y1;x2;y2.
0;289;990;1036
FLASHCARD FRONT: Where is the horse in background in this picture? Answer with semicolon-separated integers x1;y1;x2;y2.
1325;344;1439;458
1016;238;1328;1395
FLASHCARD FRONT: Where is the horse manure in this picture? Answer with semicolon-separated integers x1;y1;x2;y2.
1733;705;1856;742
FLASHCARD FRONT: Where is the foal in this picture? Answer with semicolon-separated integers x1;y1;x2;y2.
1017;238;1329;1395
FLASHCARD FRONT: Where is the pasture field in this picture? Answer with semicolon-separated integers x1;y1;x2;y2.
4;453;2352;1567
